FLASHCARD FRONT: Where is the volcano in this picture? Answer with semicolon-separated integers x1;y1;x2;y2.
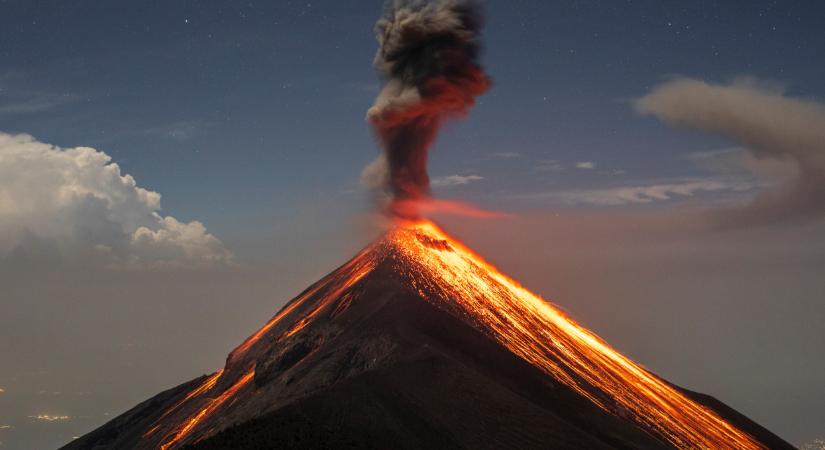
65;221;791;450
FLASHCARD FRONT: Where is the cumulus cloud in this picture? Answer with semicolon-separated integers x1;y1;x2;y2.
522;178;750;206
636;77;825;227
431;174;484;187
0;132;232;268
576;161;596;169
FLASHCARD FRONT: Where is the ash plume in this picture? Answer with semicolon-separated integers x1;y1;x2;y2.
364;0;491;218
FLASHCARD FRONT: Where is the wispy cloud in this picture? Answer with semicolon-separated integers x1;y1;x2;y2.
515;178;752;206
431;174;484;187
141;120;211;141
0;70;79;115
0;91;78;115
637;76;825;227
684;147;797;182
576;161;596;169
535;159;563;172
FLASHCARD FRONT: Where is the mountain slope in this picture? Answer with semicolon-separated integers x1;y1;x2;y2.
64;221;792;450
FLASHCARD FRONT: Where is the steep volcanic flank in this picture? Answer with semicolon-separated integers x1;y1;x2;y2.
65;222;791;450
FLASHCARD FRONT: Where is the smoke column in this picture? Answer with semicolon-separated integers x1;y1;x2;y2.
366;0;490;219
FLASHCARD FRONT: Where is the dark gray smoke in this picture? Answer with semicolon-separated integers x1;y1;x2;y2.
365;0;490;218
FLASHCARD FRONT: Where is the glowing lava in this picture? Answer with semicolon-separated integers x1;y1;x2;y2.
383;221;763;449
158;370;254;450
143;220;763;449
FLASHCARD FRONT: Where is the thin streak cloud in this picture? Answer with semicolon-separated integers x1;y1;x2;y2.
431;174;484;187
516;178;751;206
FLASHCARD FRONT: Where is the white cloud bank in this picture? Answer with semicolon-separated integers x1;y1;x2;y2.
0;132;231;268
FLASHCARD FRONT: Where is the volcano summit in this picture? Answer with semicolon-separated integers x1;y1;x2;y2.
65;221;791;450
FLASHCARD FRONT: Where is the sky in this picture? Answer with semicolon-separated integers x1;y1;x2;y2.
1;0;824;448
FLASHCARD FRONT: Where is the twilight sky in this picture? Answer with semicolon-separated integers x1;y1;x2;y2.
1;1;824;448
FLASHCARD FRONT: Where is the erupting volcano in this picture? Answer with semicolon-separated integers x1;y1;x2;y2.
66;220;790;450
65;1;793;449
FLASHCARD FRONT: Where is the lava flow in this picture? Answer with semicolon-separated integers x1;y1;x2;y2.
158;369;255;450
381;221;764;449
137;219;764;449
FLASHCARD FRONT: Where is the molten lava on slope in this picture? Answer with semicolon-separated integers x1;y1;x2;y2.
65;220;791;450
385;221;764;449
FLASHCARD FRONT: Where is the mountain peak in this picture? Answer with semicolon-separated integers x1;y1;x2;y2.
65;221;790;450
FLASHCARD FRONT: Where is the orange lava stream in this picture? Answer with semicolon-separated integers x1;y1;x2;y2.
144;219;762;449
228;246;376;361
388;221;763;449
283;261;375;339
158;369;254;450
142;369;224;438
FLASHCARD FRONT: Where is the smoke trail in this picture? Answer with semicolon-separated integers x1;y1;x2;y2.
365;0;490;218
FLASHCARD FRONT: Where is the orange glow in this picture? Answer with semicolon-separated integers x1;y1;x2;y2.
159;369;255;450
392;198;510;219
282;261;374;339
143;369;224;438
227;245;376;362
145;219;763;449
384;220;763;449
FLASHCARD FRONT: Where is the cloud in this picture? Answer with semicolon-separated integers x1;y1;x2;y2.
519;178;751;206
685;147;798;182
431;174;484;187
131;217;230;267
0;73;78;115
0;132;232;268
636;77;825;227
535;159;563;172
0;91;78;115
137;119;211;142
576;161;596;169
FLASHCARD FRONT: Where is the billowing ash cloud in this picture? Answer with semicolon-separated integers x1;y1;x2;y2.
365;0;490;218
636;78;825;228
0;132;232;268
